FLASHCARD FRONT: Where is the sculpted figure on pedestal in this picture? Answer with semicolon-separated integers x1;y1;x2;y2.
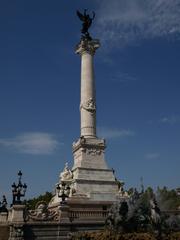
60;163;73;181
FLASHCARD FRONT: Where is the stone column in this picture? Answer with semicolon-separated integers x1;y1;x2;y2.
76;39;100;138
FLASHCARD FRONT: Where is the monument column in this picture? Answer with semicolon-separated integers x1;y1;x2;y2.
49;10;119;205
71;11;118;199
76;39;100;138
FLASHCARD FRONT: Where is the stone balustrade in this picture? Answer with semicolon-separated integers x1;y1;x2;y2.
69;209;108;221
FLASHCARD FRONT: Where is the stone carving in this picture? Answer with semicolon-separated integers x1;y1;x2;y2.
81;148;86;153
9;224;24;240
27;201;59;221
76;38;100;57
87;148;102;156
81;98;96;114
80;136;86;144
60;162;73;181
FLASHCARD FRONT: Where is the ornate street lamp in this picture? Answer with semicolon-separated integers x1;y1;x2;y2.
11;170;27;205
56;182;70;205
0;195;8;212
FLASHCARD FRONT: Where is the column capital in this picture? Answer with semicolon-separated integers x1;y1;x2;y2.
75;39;100;56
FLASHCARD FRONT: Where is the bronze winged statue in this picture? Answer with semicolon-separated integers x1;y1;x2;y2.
77;9;95;40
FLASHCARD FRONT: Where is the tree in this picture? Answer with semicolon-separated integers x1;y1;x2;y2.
157;187;180;210
24;191;53;210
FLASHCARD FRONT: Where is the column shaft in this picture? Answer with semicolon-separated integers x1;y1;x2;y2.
80;52;96;137
76;39;100;138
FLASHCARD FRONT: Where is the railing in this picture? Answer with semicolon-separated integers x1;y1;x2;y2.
69;210;108;221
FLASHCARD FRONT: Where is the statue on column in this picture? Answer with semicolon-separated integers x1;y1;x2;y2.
76;9;95;40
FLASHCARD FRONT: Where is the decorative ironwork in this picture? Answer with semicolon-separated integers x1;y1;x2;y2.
9;224;24;240
11;170;27;205
0;195;8;212
56;182;70;205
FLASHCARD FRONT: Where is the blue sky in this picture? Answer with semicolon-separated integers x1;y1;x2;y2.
0;0;180;202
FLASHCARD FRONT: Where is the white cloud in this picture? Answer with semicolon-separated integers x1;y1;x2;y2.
111;71;136;83
160;115;180;124
98;127;135;139
145;153;160;159
0;132;61;155
95;0;180;48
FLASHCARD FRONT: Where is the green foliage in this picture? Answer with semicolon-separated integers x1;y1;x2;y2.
71;187;180;240
71;231;156;240
119;201;128;220
157;187;180;210
24;191;53;210
71;231;180;240
127;187;134;195
126;189;153;233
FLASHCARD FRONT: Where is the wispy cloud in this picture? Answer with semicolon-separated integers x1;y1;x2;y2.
111;71;136;83
95;0;180;48
0;132;61;155
98;127;135;139
160;115;180;124
145;153;160;160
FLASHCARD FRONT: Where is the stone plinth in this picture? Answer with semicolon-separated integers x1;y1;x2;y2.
10;205;25;223
72;137;107;169
72;137;119;201
0;212;8;222
59;205;70;223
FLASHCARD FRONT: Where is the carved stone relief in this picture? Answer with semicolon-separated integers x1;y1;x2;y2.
9;224;24;240
27;202;59;222
80;98;96;114
60;163;73;181
87;149;102;156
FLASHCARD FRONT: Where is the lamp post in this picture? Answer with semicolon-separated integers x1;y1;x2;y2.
56;182;70;205
11;170;27;205
0;195;7;212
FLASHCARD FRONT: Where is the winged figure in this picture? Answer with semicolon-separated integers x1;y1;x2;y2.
77;9;95;38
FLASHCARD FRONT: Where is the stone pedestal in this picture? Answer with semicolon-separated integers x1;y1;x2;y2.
0;212;8;222
59;205;70;223
8;206;25;240
72;137;118;201
72;137;107;169
11;205;25;223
